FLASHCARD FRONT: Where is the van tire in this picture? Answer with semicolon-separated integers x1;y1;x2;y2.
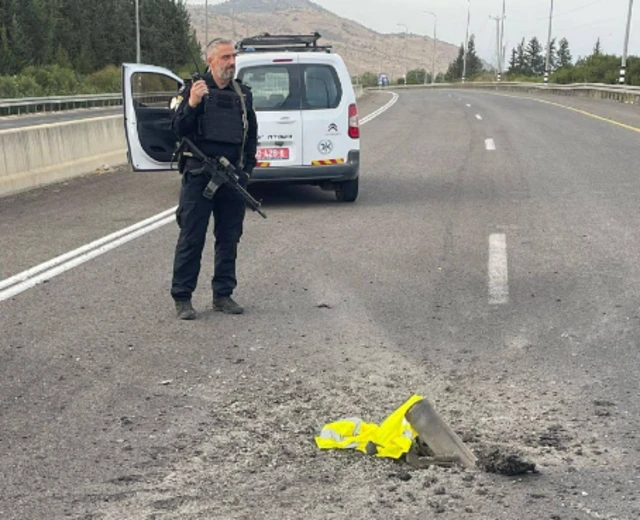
335;178;358;202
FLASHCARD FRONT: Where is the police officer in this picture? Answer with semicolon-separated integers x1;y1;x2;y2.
171;37;258;319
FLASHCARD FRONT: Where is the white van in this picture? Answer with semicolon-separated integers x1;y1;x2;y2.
121;33;361;202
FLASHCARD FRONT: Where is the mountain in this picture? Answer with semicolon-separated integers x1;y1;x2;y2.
186;0;461;81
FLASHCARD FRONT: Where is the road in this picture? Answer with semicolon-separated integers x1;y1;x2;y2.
1;89;639;519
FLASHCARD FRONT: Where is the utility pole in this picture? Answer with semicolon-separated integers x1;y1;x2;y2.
544;0;554;85
462;0;470;83
398;23;408;85
135;0;141;62
500;0;506;76
205;0;209;49
490;15;502;81
232;0;237;40
425;11;437;85
620;0;635;84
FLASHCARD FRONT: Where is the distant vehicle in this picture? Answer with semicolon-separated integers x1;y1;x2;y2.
377;73;389;87
121;32;361;202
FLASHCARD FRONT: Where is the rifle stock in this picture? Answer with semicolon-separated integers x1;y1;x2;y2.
181;137;267;219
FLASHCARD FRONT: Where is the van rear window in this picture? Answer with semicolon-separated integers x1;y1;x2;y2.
238;63;342;111
302;65;342;109
239;65;299;111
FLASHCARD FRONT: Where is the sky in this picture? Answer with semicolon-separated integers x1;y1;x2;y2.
186;0;638;66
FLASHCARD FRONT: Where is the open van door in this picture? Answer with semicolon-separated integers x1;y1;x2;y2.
121;63;184;171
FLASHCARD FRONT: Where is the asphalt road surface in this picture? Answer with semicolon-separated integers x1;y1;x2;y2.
1;89;639;519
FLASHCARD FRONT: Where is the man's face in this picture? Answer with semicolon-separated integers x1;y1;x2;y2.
209;43;236;81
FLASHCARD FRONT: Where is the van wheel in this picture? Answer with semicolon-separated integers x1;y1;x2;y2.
335;178;358;202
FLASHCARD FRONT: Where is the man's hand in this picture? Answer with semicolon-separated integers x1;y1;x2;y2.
188;80;209;108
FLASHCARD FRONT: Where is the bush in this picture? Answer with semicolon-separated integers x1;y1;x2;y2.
0;74;43;98
0;64;125;97
20;65;82;95
84;65;121;93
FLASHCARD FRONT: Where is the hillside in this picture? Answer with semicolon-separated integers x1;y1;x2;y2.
186;0;461;81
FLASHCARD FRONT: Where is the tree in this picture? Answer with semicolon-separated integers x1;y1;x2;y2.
593;37;602;56
544;38;557;72
356;71;378;88
9;14;31;71
526;36;545;76
0;24;10;73
556;38;572;68
406;68;426;84
510;38;528;76
444;34;482;81
0;0;200;76
508;47;518;74
445;43;465;81
466;35;483;77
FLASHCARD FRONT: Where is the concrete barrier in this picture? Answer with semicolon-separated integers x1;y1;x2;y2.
0;116;127;197
1;86;367;198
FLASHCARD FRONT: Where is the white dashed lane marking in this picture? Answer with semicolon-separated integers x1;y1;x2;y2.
488;233;509;305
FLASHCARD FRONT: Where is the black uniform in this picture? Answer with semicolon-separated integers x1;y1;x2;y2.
170;72;258;304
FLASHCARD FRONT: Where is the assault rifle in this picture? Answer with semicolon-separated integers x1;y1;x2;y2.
179;137;267;219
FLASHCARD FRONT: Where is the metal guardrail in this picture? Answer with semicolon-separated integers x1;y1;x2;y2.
0;94;123;116
2;82;639;117
369;81;640;105
0;92;177;116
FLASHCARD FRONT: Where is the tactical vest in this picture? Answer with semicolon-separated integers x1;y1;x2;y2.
199;84;245;146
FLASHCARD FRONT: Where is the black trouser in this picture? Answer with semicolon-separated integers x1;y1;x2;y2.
171;169;246;302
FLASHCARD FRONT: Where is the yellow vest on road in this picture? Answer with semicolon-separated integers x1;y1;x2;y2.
315;394;423;459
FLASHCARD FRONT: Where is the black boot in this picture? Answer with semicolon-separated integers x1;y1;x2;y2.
213;296;244;314
175;300;196;320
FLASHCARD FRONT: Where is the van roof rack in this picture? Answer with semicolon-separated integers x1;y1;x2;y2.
237;32;332;53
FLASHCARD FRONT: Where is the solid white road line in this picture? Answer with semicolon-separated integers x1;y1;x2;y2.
0;207;177;292
485;138;496;150
476;114;483;120
360;91;399;124
488;234;509;305
0;215;176;302
1;93;400;302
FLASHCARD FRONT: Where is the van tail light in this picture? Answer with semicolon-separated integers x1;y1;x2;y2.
348;103;359;139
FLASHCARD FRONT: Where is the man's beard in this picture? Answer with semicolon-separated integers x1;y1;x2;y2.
219;66;235;80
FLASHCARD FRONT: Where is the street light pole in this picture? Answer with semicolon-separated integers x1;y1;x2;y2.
462;0;470;83
205;0;209;49
425;11;437;85
398;23;408;85
231;0;236;40
490;15;501;80
544;0;554;85
620;0;635;84
499;0;506;80
135;0;141;63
